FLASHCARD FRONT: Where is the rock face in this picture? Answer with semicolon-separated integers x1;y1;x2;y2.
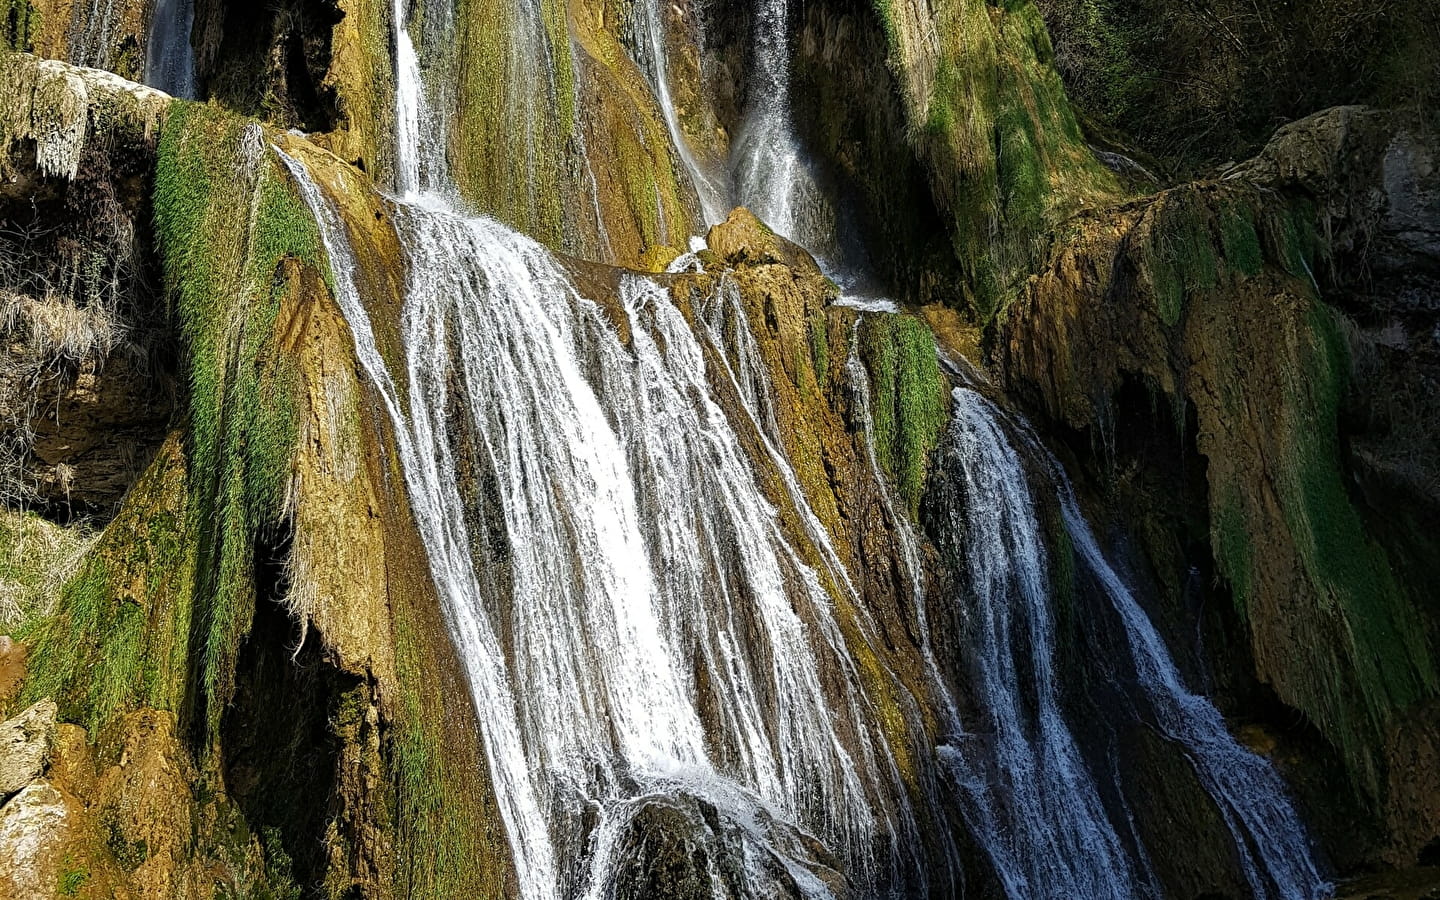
1001;109;1440;867
1;1;1438;896
0;697;55;799
1;53;173;515
0;53;168;181
707;207;824;275
0;637;25;712
1034;0;1440;169
606;794;848;900
781;0;1120;315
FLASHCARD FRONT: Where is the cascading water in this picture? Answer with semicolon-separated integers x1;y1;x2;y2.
1046;445;1332;900
277;1;1335;894
730;0;836;255
930;386;1147;900
144;0;197;99
267;8;965;890
392;0;453;197
625;0;729;225
281;151;948;895
930;385;1331;900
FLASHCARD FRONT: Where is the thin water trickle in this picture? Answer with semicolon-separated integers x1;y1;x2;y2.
1047;452;1332;900
392;0;449;197
627;0;728;225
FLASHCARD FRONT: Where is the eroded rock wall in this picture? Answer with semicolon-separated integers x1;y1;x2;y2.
1000;107;1440;868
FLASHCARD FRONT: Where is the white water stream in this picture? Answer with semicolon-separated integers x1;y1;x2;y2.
935;387;1331;900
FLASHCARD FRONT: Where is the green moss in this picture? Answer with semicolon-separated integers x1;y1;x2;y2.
899;1;1120;320
871;0;901;50
1204;287;1436;791
256;828;303;900
1219;201;1264;278
151;102;328;744
19;441;196;736
451;0;576;246
24;103;326;745
861;315;948;514
1144;195;1218;327
1283;305;1435;739
1264;199;1324;282
57;865;89;896
1212;489;1252;621
3;0;35;51
105;813;150;870
389;596;510;899
808;311;830;385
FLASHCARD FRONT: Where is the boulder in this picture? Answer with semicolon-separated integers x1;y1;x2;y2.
0;697;56;800
0;781;83;898
1233;106;1440;315
707;208;824;276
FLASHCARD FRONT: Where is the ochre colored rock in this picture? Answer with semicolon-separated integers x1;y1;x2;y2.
706;207;823;275
0;637;25;715
93;710;201;899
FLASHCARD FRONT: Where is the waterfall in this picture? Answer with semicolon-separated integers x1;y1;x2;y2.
931;387;1147;900
277;131;956;892
278;2;1333;893
1049;455;1333;900
626;0;729;225
730;0;835;256
392;0;450;197
933;386;1330;900
70;0;121;74
144;0;196;99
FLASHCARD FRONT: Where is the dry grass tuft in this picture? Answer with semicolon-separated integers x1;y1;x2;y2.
0;506;96;630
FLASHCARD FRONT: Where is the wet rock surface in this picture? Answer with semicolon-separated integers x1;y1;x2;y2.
707;207;825;276
2;1;1439;894
607;793;848;900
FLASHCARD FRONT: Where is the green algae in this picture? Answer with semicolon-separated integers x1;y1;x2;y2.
1143;195;1219;327
1273;304;1434;779
451;0;574;245
879;0;1121;319
153;102;328;744
3;0;35;51
861;315;948;515
808;310;831;385
21;103;329;745
1219;201;1264;278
